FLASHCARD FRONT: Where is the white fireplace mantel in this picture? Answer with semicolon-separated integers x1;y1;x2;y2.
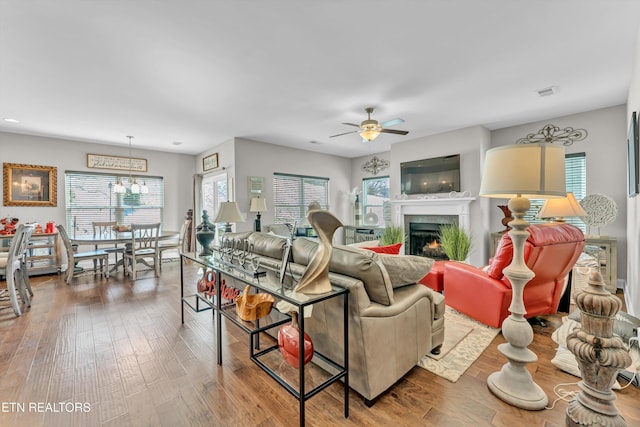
390;197;476;232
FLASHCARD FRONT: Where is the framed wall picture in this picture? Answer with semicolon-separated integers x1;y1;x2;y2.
3;163;57;207
203;153;219;171
248;176;265;199
628;111;639;197
87;154;147;172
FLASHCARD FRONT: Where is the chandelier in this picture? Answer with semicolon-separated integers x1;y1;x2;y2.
113;136;148;194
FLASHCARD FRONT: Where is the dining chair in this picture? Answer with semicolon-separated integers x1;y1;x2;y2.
0;224;34;316
57;224;110;284
92;221;123;273
124;223;161;280
157;220;190;271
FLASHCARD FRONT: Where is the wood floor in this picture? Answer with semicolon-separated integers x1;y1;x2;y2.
0;261;638;427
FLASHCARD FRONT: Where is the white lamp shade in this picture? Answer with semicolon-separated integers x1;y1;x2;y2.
214;201;245;223
536;192;586;219
479;143;566;199
249;197;267;213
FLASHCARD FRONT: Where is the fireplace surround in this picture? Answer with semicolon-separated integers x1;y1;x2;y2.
390;197;475;259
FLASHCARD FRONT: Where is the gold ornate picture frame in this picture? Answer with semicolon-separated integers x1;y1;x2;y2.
3;162;57;207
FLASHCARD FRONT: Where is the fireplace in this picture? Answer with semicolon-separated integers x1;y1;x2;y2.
390;197;474;259
407;217;458;260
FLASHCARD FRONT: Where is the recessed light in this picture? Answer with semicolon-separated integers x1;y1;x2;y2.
2;118;20;123
172;141;183;146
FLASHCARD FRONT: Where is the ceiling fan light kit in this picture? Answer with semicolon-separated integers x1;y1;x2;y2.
330;107;409;142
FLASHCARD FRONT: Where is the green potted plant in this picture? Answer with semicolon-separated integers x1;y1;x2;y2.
379;225;406;246
439;224;472;261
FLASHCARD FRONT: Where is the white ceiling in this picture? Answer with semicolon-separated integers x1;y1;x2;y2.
1;1;639;158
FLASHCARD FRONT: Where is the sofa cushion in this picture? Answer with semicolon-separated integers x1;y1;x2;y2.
292;238;394;306
361;243;402;255
247;232;290;260
376;254;434;288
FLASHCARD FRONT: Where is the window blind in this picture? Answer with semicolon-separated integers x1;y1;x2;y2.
525;152;586;231
65;171;164;238
273;173;329;224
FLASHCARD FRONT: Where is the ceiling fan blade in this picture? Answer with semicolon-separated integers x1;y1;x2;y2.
380;118;404;127
380;128;409;135
341;123;361;128
329;130;359;138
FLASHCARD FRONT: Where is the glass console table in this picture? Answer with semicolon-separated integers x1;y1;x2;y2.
179;252;349;427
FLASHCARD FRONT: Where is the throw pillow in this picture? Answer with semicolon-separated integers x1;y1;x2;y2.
349;239;380;248
376;254;434;289
361;243;402;255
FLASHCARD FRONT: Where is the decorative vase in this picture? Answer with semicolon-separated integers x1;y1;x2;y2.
195;210;216;256
354;195;361;226
278;311;314;368
497;205;513;231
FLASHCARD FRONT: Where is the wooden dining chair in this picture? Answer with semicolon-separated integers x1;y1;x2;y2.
92;221;123;273
157;220;190;271
57;225;110;284
124;223;161;280
0;224;35;316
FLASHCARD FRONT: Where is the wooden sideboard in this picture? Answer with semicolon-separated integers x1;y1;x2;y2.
344;225;384;245
0;232;61;276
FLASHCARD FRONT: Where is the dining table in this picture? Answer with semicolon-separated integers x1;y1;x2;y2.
71;229;180;273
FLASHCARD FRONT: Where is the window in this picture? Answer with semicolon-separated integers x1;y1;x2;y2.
362;176;390;226
273;173;329;224
202;173;228;220
525;152;586;231
65;171;164;238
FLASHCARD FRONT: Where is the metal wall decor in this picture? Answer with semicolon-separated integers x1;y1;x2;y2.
516;124;588;146
361;156;390;175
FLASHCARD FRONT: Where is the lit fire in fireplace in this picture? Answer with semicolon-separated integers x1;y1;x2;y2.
425;240;440;250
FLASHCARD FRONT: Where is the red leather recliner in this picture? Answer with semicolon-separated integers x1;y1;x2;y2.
443;223;585;328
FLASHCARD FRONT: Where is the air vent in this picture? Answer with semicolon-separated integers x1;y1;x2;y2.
536;86;557;97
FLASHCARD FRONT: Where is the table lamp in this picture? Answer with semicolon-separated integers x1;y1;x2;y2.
536;192;586;222
249;197;267;232
214;201;245;233
479;142;566;410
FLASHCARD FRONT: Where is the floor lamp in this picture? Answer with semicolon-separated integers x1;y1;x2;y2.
479;143;566;410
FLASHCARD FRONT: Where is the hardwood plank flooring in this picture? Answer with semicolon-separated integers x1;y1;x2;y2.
0;262;638;426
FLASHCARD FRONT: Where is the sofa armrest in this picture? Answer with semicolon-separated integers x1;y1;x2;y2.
360;284;444;320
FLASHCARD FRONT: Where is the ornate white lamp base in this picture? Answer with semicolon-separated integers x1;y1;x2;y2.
487;196;548;410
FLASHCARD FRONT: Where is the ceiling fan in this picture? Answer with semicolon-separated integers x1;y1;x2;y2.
329;107;409;142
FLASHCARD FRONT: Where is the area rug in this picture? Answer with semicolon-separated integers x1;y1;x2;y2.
418;306;500;382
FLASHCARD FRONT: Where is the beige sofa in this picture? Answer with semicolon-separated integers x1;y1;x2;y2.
223;231;445;404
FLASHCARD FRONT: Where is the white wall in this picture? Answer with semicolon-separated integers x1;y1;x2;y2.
492;105;628;288
229;138;352;238
378;126;490;266
0;132;195;234
625;28;640;317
